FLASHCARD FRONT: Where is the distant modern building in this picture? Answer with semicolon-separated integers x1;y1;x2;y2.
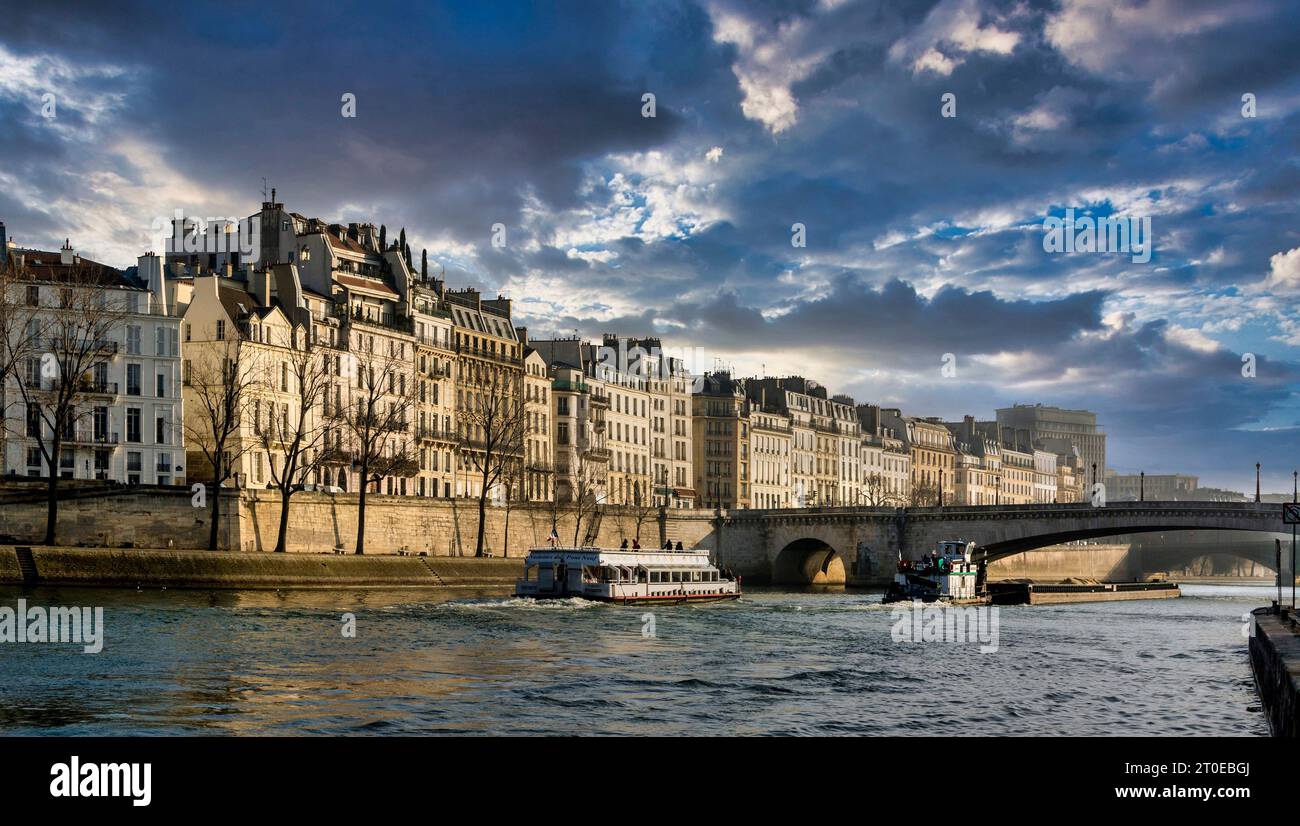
996;404;1105;499
1104;471;1198;501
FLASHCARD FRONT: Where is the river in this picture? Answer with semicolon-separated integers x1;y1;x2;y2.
0;583;1271;735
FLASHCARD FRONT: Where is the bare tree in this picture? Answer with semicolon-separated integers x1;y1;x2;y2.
0;260;41;469
629;481;658;543
260;339;333;553
459;368;526;557
336;344;418;554
908;480;939;507
182;338;260;550
8;270;131;544
561;447;605;547
862;472;902;507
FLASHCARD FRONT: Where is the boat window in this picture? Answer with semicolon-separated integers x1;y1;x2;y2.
650;571;660;583
671;571;681;583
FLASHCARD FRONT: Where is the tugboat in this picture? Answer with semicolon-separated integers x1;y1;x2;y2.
882;540;987;604
516;544;741;604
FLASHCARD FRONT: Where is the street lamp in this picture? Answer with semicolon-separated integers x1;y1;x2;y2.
1139;471;1144;502
1256;462;1261;503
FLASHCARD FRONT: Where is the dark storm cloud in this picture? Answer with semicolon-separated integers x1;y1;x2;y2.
5;0;1300;488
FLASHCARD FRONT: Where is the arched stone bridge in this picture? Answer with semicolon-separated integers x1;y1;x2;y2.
697;501;1290;586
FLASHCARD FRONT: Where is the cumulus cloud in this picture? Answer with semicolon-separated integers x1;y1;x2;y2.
887;0;1020;77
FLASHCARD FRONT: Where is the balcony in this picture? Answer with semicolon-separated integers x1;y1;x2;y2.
331;303;415;335
68;431;120;446
455;342;520;365
78;380;119;396
417;426;460;444
44;338;118;355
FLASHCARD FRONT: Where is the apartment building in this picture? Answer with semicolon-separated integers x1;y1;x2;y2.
693;372;749;510
2;244;184;486
750;404;792;509
907;417;956;505
411;282;457;498
521;346;552;502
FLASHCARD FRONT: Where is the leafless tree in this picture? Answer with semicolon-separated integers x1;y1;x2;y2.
908;480;940;508
0;260;41;469
8;269;131;544
561;447;606;547
629;481;658;543
862;472;903;507
260;338;334;553
182;338;260;550
336;344;419;554
459;368;526;557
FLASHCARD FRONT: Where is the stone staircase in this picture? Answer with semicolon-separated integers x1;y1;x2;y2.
416;555;446;586
14;546;39;584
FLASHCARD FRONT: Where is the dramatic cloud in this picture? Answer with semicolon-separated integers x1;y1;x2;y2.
3;0;1300;491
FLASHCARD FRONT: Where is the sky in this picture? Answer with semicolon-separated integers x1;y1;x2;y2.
1;0;1299;493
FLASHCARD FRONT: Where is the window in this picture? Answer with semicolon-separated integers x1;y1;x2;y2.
156;372;167;398
127;364;141;396
26;285;39;306
155;415;167;445
126;325;141;355
26;404;40;438
216;320;225;341
93;407;108;441
126;408;141;443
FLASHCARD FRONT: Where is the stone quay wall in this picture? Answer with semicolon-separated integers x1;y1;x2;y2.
0;483;719;558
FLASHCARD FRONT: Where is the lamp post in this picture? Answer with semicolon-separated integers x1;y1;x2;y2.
1293;470;1298;612
1255;463;1261;503
938;469;944;507
1139;471;1144;502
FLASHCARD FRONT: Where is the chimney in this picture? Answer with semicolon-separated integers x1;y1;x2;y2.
138;252;168;316
60;238;74;266
257;268;274;308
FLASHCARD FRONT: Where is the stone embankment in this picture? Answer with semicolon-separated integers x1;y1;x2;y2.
0;545;522;589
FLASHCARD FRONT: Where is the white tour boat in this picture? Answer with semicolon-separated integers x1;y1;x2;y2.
882;539;987;604
516;545;741;604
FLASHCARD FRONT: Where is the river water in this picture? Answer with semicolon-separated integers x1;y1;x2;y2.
0;583;1272;736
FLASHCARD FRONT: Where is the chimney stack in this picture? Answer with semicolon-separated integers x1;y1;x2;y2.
138;252;168;317
60;238;74;266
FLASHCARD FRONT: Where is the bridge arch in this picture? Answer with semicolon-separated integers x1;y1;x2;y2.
772;537;847;585
977;525;1285;567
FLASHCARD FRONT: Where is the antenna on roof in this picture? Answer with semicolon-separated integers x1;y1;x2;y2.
261;178;268;201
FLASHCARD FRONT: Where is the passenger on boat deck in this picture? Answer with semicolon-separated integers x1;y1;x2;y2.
675;541;683;551
620;539;629;549
663;540;673;550
632;539;641;550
